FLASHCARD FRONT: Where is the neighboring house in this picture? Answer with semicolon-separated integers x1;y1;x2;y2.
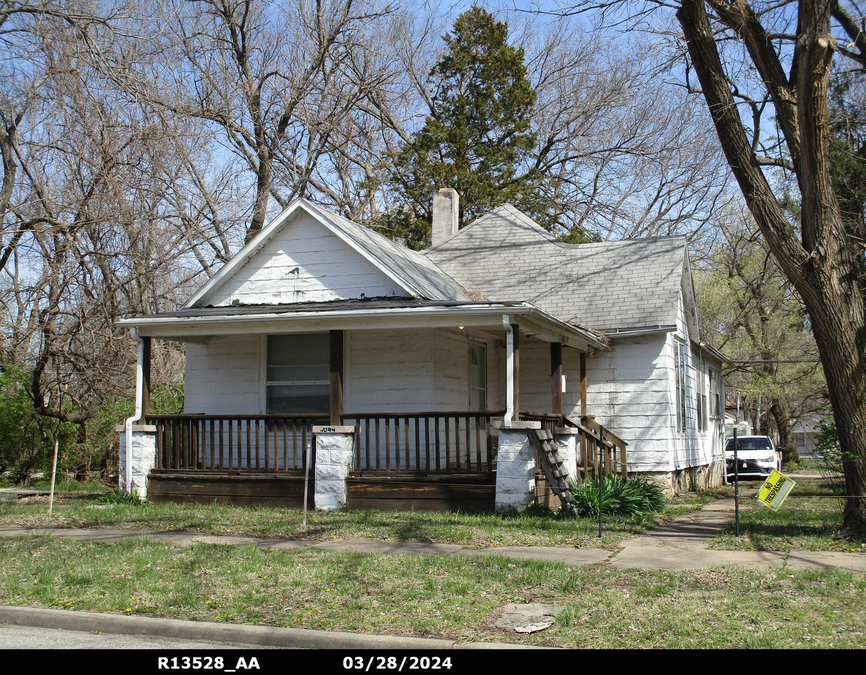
725;412;753;441
792;416;822;457
118;189;727;508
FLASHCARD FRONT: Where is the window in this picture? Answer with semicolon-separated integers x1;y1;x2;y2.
266;334;329;414
697;358;707;432
469;342;487;411
709;368;720;419
675;341;687;433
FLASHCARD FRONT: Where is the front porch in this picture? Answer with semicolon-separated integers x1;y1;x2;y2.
119;300;626;512
139;410;627;511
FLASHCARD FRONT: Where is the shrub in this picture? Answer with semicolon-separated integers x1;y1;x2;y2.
567;474;666;518
95;490;143;505
0;366;79;475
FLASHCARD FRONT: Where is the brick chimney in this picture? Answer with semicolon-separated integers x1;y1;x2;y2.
431;188;459;247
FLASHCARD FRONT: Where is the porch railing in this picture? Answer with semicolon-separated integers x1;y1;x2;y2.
341;411;501;473
145;411;627;479
521;412;629;481
147;414;328;472
566;415;629;480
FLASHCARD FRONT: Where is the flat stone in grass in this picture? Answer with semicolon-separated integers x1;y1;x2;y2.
494;603;563;633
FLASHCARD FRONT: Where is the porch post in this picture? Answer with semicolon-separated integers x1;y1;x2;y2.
550;342;563;417
313;425;356;511
512;324;520;421
330;330;344;426
494;420;541;513
580;352;587;418
141;336;152;419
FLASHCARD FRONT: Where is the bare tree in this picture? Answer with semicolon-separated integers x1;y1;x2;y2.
678;0;866;538
550;0;866;537
111;0;398;243
518;18;730;241
695;206;826;463
0;3;215;460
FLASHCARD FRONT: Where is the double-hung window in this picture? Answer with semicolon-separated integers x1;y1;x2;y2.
675;341;687;433
697;358;708;432
266;334;329;414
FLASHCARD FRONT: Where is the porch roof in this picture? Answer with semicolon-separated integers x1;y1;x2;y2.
117;299;609;352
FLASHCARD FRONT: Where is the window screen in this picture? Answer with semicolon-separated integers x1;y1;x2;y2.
266;334;329;414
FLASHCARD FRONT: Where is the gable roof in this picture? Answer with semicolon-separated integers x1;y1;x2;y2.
424;204;688;332
185;199;468;308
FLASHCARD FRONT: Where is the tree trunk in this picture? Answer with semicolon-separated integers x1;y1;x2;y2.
770;398;798;464
678;0;866;538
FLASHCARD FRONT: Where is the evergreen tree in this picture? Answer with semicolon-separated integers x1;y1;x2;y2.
379;6;584;249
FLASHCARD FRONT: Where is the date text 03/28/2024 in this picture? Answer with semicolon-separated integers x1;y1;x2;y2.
343;656;453;671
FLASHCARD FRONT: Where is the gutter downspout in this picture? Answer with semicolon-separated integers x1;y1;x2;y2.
503;315;514;427
123;327;145;496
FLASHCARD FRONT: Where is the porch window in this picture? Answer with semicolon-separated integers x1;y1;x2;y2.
266;333;329;414
469;341;487;410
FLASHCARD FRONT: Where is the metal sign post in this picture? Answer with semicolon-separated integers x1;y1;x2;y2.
598;424;604;538
733;428;740;537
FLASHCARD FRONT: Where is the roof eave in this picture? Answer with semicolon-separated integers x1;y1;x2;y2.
117;302;609;353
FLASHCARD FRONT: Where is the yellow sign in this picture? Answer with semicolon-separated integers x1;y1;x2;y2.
757;471;796;511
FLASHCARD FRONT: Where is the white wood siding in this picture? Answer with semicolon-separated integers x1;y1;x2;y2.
433;329;470;410
344;329;436;413
585;335;677;472
185;336;262;414
517;342;550;414
204;211;405;306
184;328;501;416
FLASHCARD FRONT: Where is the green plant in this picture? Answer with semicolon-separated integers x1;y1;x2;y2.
0;366;79;475
567;474;666;518
95;490;143;505
88;384;184;477
813;418;846;499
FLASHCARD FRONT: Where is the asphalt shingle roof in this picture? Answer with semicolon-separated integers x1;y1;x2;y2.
424;204;687;331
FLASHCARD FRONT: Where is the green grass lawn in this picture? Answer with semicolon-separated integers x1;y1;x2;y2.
2;480;864;647
0;535;863;648
712;476;865;552
0;486;715;549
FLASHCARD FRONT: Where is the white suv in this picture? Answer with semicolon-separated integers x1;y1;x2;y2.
725;435;782;482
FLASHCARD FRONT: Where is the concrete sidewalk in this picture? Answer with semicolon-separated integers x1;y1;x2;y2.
1;492;863;572
1;489;864;649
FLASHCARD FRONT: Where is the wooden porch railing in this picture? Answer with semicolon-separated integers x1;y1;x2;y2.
145;411;627;480
147;414;328;472
521;412;629;481
341;411;501;473
566;415;629;480
520;412;561;435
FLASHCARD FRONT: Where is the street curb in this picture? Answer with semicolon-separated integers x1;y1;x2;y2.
0;605;468;649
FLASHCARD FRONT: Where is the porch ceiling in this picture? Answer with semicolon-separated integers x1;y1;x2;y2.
117;299;609;353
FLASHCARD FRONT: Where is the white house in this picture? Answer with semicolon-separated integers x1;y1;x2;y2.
118;189;727;508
